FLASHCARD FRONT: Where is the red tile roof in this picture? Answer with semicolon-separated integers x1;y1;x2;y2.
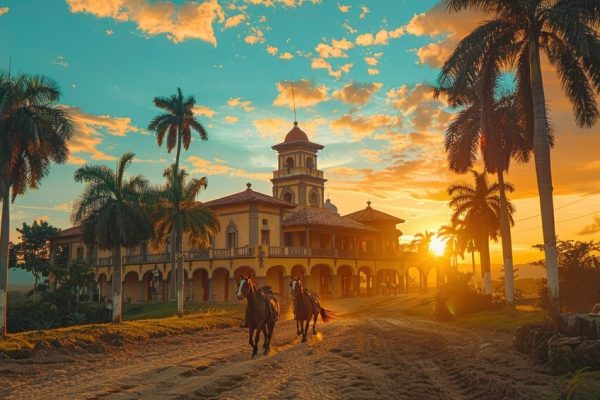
56;226;83;237
204;183;296;209
283;208;377;231
343;201;405;224
284;123;309;143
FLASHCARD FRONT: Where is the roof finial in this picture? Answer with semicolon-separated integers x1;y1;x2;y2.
290;73;297;125
366;201;371;209
246;182;252;190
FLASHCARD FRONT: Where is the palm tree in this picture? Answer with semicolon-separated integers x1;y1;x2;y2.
72;153;152;323
438;85;533;308
411;230;435;254
0;73;74;335
440;0;600;316
148;166;219;317
438;222;462;270
448;170;515;294
456;221;479;289
148;88;208;304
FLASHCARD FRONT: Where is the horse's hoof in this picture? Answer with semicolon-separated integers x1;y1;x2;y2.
252;353;257;359
297;331;301;336
301;337;307;343
313;330;317;335
263;348;270;356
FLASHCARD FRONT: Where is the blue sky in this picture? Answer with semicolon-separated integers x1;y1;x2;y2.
2;0;600;265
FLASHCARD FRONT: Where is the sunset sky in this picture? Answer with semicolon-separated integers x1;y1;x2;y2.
1;0;600;269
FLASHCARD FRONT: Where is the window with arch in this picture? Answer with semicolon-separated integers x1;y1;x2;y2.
282;191;293;203
226;220;238;249
306;157;314;169
285;157;294;172
309;190;319;207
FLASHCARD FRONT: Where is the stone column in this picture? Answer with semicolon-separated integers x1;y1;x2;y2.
207;278;213;302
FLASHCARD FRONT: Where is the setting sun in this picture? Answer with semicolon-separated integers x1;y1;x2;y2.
429;237;447;257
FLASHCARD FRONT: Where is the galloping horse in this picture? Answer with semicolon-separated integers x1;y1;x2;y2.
290;274;334;342
236;274;280;358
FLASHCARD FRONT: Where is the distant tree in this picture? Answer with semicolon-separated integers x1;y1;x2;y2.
438;222;462;270
448;170;514;294
534;240;600;312
148;166;219;317
12;220;60;301
411;231;435;254
0;73;74;335
72;152;153;323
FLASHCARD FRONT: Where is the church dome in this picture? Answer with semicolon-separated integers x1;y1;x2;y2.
284;122;309;143
324;198;338;214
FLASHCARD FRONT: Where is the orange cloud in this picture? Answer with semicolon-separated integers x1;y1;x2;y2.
192;105;216;118
310;58;353;79
244;27;265;44
67;0;225;45
315;37;353;59
387;83;444;130
224;13;246;29
359;5;369;19
330;113;401;141
579;216;600;235
224;115;239;124
0;7;9;16
332;82;383;106
337;4;350;13
273;79;329;108
227;97;254;112
187;155;269;181
253;117;328;140
266;45;278;55
279;52;294;60
355;27;404;46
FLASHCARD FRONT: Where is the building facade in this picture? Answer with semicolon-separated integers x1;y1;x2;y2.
50;122;441;304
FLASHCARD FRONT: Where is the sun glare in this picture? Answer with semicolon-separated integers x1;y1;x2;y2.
429;237;446;257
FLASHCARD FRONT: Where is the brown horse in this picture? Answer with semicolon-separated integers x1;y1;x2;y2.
290;275;334;342
236;274;280;358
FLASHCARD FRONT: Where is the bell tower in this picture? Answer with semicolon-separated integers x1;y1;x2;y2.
271;122;326;208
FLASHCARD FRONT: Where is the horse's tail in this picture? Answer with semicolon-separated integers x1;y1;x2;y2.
319;307;335;323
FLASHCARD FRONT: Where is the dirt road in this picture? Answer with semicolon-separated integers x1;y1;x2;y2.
0;296;563;399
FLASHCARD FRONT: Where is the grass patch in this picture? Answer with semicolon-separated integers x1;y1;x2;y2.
452;309;547;333
0;301;244;357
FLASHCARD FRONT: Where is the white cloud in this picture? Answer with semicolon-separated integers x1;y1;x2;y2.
51;56;69;68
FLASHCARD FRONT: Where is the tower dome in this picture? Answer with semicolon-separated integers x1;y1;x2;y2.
324;198;338;215
284;122;309;143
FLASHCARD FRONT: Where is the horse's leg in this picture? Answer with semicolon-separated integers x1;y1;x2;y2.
302;319;310;343
252;326;261;358
296;319;301;336
312;312;318;335
249;326;257;358
262;324;270;355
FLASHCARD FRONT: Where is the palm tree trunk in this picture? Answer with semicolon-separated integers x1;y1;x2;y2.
529;34;560;317
169;229;176;300
112;244;122;324
177;233;184;318
480;237;493;295
471;249;477;290
0;186;10;336
497;170;515;308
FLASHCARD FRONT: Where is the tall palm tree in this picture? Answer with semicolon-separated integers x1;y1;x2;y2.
438;86;533;308
148;88;208;302
0;73;74;335
411;230;435;254
438;222;462;270
72;153;152;323
456;220;479;289
148;166;219;317
448;170;515;294
440;0;600;316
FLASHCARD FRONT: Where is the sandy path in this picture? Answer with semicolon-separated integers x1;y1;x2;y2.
0;297;562;400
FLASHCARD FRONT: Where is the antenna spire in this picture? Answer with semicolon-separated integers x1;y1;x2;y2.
8;54;11;78
290;73;297;125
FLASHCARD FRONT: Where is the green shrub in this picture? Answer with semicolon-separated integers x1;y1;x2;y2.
434;272;502;320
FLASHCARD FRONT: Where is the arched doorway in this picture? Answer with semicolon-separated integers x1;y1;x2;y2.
358;266;373;295
142;268;165;302
266;265;285;295
212;268;230;302
310;264;333;298
406;267;422;293
97;273;108;300
426;266;439;289
376;269;399;295
337;265;353;297
123;271;140;303
191;268;209;302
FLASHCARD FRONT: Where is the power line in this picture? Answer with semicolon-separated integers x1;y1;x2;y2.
513;209;600;234
514;192;600;223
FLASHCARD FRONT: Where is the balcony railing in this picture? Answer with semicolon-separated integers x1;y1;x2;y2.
272;168;324;180
90;247;410;267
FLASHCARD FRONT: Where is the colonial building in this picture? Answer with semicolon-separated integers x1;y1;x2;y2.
51;122;436;304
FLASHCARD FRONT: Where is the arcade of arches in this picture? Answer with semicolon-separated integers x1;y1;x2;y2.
111;261;446;305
